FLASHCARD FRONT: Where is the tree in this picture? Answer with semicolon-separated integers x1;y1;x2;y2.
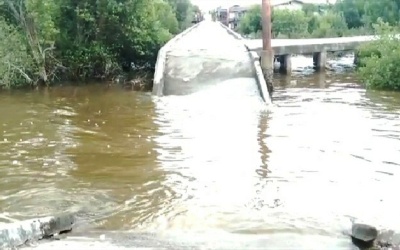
334;0;364;29
166;0;197;30
271;9;309;38
357;21;400;90
0;18;33;88
335;0;400;29
0;0;187;87
311;11;348;38
302;3;319;15
155;0;179;35
3;0;59;85
238;5;261;36
363;0;400;26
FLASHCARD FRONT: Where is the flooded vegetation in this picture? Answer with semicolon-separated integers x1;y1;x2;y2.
0;55;400;249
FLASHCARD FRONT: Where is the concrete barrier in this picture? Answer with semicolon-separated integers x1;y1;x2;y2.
218;23;272;105
249;51;272;105
152;46;167;96
152;22;202;96
0;214;75;249
217;22;244;40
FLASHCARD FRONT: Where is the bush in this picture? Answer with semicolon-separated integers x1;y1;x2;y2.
310;11;348;38
239;7;310;38
357;21;400;90
272;9;309;38
0;19;34;88
238;5;262;35
0;0;200;88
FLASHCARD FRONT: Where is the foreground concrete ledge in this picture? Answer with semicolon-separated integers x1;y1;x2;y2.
0;214;75;249
152;22;202;96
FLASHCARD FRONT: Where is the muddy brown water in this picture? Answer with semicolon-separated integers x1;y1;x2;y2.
0;63;400;248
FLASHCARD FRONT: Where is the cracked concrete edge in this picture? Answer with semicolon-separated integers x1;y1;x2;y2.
0;213;75;249
152;22;202;96
219;23;273;105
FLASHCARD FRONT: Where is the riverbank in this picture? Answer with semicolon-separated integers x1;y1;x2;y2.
0;0;199;89
4;52;356;94
0;70;154;93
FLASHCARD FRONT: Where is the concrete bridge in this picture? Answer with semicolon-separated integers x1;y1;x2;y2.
153;19;376;101
245;35;375;73
152;19;271;104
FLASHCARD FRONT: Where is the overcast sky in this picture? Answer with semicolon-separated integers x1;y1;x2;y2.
191;0;336;11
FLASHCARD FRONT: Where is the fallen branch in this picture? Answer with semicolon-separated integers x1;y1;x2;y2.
7;62;32;83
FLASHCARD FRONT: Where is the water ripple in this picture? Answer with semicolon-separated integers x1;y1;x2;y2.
0;72;399;247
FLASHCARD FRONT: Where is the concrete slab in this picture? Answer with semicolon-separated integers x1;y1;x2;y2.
152;23;201;96
24;230;357;250
163;20;255;96
0;214;74;249
246;36;377;55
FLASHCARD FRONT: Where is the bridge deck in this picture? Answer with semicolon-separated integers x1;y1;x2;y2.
164;21;255;95
245;35;375;55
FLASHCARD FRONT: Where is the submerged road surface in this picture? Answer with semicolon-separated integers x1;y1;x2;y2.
164;20;256;96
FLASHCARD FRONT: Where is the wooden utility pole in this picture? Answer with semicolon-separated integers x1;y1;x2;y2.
261;0;272;50
261;0;274;94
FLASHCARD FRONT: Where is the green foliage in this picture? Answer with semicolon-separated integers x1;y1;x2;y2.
236;0;400;91
238;5;261;35
272;9;309;38
335;0;400;29
155;0;179;34
0;18;33;88
237;0;400;40
362;0;400;27
25;0;59;46
310;11;348;38
166;0;198;30
334;0;364;29
302;3;319;15
357;21;400;90
0;0;199;88
239;7;309;38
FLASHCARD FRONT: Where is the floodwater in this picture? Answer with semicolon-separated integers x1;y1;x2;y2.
1;56;400;249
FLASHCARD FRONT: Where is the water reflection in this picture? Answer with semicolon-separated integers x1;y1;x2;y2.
249;111;283;214
255;111;271;179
